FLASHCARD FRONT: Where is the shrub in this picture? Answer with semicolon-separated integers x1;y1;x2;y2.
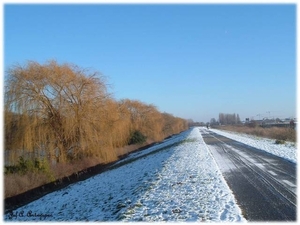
5;157;50;175
275;139;286;145
128;130;147;145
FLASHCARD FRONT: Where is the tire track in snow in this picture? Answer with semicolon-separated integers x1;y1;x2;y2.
202;129;296;221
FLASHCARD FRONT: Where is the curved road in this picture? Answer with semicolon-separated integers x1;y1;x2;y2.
201;129;296;221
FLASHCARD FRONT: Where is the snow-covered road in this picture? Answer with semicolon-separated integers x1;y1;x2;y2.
210;128;296;163
202;128;296;221
4;127;297;222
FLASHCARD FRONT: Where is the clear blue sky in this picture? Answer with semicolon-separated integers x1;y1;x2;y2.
4;4;296;122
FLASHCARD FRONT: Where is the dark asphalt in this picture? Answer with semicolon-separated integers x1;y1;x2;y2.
201;129;297;221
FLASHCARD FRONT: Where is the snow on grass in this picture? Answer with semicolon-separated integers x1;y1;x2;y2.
4;127;246;222
210;128;297;163
121;128;245;222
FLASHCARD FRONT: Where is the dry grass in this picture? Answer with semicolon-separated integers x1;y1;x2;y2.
4;140;155;198
5;172;50;198
50;157;102;179
114;138;154;157
216;125;296;142
4;157;103;198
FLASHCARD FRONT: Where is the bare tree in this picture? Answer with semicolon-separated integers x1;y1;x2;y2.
219;113;241;125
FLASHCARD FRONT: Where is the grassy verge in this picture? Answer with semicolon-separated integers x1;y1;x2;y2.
4;157;102;198
4;138;165;199
213;125;296;143
4;131;191;212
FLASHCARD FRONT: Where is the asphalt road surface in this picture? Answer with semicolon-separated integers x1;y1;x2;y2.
201;129;297;221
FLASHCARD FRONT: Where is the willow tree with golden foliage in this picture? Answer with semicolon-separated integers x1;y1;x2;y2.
5;60;189;167
5;60;117;163
118;99;165;142
162;113;188;137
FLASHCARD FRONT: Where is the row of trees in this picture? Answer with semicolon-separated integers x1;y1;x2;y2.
218;113;241;125
5;61;188;165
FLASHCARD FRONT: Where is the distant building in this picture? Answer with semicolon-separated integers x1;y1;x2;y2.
260;118;296;128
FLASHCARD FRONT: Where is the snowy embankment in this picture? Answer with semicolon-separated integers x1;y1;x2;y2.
210;128;297;163
5;127;246;222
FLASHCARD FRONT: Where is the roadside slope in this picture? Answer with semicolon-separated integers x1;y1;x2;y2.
5;127;246;222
